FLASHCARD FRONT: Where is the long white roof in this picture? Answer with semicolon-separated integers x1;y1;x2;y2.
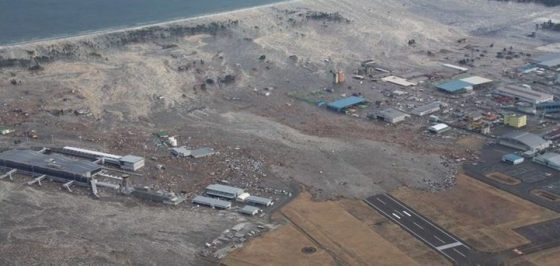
429;123;449;131
63;146;122;159
460;76;493;85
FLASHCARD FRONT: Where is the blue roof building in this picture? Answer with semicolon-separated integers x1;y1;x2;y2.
327;96;366;112
501;154;524;165
436;80;473;94
537;101;560;113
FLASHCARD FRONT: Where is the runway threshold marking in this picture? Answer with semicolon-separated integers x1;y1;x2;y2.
364;197;457;264
384;194;472;250
437;242;464;251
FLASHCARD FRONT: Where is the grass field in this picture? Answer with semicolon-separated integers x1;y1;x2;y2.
393;174;560;252
223;192;445;265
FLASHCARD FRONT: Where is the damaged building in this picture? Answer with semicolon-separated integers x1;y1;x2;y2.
0;149;102;184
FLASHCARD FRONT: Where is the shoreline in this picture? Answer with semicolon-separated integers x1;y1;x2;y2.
0;0;297;50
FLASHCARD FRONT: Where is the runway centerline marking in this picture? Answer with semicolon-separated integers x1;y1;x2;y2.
437;242;464;251
453;248;467;258
413;222;424;230
434;235;446;244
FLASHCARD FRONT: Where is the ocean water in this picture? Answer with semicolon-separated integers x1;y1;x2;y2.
0;0;284;45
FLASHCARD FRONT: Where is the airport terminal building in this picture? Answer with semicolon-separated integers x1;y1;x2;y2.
0;149;102;184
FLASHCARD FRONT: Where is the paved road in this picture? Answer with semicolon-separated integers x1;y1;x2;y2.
365;194;479;265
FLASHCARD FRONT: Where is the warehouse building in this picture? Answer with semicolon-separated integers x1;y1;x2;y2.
411;101;443;116
428;123;450;134
372;108;410;124
246;195;274;207
0;149;102;184
205;184;245;200
436;80;473;94
327;96;366;112
192;195;232;209
533;153;560;171
171;146;191;157
239;205;261;216
531;53;560;69
381;76;417;87
459;76;494;89
502;154;524;165
495;86;554;105
119;155;145;171
498;132;551;154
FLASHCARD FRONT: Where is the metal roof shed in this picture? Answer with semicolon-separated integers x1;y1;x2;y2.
502;154;524;165
246;195;274;207
171;147;191;157
532;53;560;68
192;195;232;209
429;123;450;134
205;184;245;199
460;76;493;86
533;152;560;171
411;101;442;116
374;108;410;124
119;155;145;171
499;131;552;152
190;148;216;158
327;96;366;112
436;80;473;94
239;205;261;216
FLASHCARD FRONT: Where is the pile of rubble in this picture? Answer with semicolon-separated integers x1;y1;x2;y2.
200;221;272;259
224;156;266;178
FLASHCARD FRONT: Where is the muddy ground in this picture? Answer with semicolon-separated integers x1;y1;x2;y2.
2;0;560;264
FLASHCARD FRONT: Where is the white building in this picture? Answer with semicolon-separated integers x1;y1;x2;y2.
119;155;145;171
498;132;551;154
495;86;554;105
428;123;450;134
533;152;560;171
205;184;245;200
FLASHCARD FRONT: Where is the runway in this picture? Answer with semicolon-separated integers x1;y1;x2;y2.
365;194;478;265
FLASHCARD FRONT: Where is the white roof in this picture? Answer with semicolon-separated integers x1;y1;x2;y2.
206;184;245;195
496;86;553;104
192;196;231;209
535;152;560;166
429;123;449;131
120;155;144;163
247;195;273;205
63;146;122;160
442;63;469;72
501;131;551;150
239;205;260;215
381;76;417;87
460;76;493;85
